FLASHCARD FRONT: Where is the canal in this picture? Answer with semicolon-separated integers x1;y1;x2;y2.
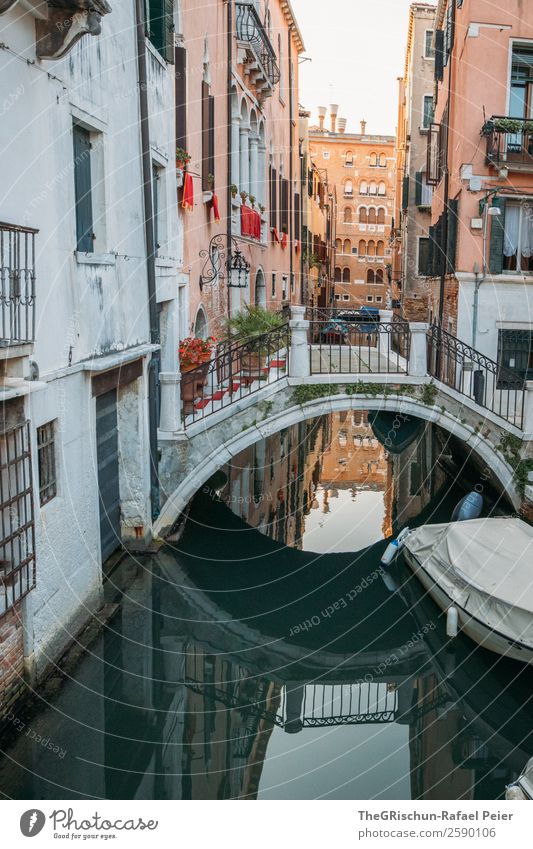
1;410;532;800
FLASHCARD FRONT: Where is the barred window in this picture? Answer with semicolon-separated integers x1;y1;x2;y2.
37;421;57;506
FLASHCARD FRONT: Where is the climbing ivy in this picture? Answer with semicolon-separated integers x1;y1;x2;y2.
498;432;533;496
292;384;339;405
419;382;438;406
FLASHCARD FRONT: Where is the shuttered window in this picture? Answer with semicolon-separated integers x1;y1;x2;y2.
175;45;187;152
202;81;215;190
280;178;289;234
435;29;445;81
294;192;300;241
418;237;430;275
73;124;94;253
146;0;175;63
401;175;409;211
446;198;459;273
489;198;506;274
270;167;277;229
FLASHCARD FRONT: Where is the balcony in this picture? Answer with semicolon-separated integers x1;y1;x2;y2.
236;3;280;97
483;116;533;172
1;223;37;348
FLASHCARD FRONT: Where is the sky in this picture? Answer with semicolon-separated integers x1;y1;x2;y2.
291;0;429;136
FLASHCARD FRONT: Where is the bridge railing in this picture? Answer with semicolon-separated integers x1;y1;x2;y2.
307;308;411;376
427;324;526;428
181;323;290;427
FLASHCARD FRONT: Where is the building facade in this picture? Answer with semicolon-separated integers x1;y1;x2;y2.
426;0;533;384
309;109;396;311
393;3;437;321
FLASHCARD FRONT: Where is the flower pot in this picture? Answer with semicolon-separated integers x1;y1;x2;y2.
240;350;268;381
180;361;210;411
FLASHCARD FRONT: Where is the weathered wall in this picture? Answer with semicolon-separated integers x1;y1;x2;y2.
0;604;25;721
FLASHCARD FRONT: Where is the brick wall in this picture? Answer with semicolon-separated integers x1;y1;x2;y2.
0;603;25;720
402;296;429;322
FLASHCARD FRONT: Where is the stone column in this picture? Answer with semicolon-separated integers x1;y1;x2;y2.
159;373;182;433
289;305;310;379
249;134;259;201
407;322;429;378
522;381;533;434
231;113;240;189
239;125;250;196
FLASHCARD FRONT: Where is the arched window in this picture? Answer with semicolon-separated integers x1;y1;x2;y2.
359;207;368;224
370;152;377;167
360;180;368;195
367;240;376;257
345;150;354;167
377;240;385;257
367;269;375;284
376;268;384;283
344;206;352;223
194;307;208;340
377;207;385;224
334;266;342;282
335;238;342;252
343;238;351;254
343;267;350;283
344;179;353;196
358;240;366;256
378;181;386;196
379;153;387;167
368;207;376;224
369;181;377;195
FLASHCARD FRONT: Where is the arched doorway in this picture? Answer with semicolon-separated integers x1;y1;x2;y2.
255;268;266;308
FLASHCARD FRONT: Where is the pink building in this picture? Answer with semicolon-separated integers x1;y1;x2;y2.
427;0;533;381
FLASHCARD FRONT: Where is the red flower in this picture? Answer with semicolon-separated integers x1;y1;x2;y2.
179;336;216;370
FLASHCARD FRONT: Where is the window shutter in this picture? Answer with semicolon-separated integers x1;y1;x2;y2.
208;94;215;184
201;81;210;189
434;216;443;277
281;178;289;233
270;167;277;228
402;175;409;211
294;193;300;241
428;224;435;276
73;124;94;253
489;198;506;275
446;198;459;273
163;0;175;63
415;172;423;206
435;29;444;82
175;46;187;152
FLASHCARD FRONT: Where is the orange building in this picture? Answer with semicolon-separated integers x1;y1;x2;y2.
309;109;396;310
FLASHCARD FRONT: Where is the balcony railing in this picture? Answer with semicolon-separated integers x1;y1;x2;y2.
483;116;533;172
0;223;37;346
236;2;280;89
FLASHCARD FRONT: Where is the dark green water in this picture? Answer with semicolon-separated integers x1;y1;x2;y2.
1;412;532;800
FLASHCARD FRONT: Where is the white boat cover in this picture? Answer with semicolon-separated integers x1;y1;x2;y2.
405;519;533;647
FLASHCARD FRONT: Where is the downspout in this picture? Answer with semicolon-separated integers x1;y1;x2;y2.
135;0;160;518
437;0;456;328
226;0;233;319
288;24;294;303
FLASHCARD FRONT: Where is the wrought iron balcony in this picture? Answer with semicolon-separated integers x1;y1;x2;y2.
0;223;37;346
483;116;533;172
236;3;280;92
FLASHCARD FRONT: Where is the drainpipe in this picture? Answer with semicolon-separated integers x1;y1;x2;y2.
288;25;294;303
226;0;233;320
437;0;456;329
135;0;160;518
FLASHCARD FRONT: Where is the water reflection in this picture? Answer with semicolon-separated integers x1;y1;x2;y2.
0;411;531;801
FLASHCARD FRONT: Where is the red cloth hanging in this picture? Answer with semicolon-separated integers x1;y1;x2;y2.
212;193;220;222
294;240;301;254
272;227;280;244
281;231;288;249
241;205;261;239
182;172;194;211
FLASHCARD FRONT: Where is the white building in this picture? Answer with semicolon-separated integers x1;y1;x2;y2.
0;0;184;707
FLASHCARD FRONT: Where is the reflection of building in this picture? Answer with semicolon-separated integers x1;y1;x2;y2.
390;421;447;526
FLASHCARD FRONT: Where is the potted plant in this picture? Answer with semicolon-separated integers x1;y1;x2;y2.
224;305;285;380
179;336;216;408
230;183;238;198
207;173;215;189
176;147;191;169
249;194;256;208
259;203;266;215
240;190;248;204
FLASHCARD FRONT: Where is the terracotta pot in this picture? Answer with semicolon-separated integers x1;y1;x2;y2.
240;350;268;380
180;361;210;408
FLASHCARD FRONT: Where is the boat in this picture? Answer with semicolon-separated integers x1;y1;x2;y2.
451;491;483;522
506;757;533;799
403;518;533;664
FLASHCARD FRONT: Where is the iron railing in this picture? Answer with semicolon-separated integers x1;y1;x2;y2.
483;116;533;171
181;323;290;428
0;421;36;619
427;324;526;428
308;308;411;376
0;223;37;345
235;3;280;88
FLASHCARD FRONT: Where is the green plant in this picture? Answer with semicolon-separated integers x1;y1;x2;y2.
308;253;321;269
240;190;248;202
345;382;388;397
419;382;438;406
225;304;284;349
230;184;238;196
292;384;339;405
176;147;191;167
207;173;215;188
498;432;532;496
259;203;266;214
249;195;256;207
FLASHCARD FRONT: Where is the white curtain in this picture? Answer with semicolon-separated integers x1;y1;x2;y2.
503;205;520;257
520;207;533;257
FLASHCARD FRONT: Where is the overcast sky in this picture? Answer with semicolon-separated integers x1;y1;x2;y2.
291;0;432;136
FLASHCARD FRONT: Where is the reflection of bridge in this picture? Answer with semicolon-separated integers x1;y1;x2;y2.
156;308;533;536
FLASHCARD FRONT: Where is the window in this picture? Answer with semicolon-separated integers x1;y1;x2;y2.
368;207;376;225
422;94;434;130
376;268;384;284
367;269;375;284
342;267;350;283
342;294;349;301
73;124;94;252
282;275;288;300
152;163;165;253
345;151;354;167
377;207;385;224
510;45;533;127
367;240;376;257
335;238;342;252
323;151;330;160
370;153;378;167
379;153;387;167
498;330;533;385
344;207;353;223
418;236;430;275
290;272;295;294
376;296;383;303
376;240;385;257
37;421;57;506
359;208;368;224
502;201;533;273
271;272;276;298
378;181;386;196
270;166;277;229
416;172;433;207
344;180;353;196
367;295;374;303
334;266;342;282
359;240;366;256
343;239;351;254
202;81;215;190
360;181;368;195
145;0;175;62
369;181;377;196
425;29;435;59
334;294;341;301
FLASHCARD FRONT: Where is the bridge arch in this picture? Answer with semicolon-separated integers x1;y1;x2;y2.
156;385;520;537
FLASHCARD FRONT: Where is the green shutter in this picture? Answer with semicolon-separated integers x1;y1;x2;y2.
428;224;435;276
402;175;409;211
489;198;506;274
415;172;423;206
163;0;175;63
435;29;444;82
73;124;94;253
446;198;459;273
148;0;175;62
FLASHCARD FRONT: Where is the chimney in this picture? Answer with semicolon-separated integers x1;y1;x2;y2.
360;119;367;135
318;106;327;132
330;103;339;134
337;117;347;134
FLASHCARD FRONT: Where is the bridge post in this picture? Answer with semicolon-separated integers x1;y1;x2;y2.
159;372;182;433
289;305;310;379
523;380;533;435
407;322;429;378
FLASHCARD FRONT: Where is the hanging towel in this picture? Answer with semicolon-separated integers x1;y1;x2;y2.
212;193;221;222
294;240;301;254
272;227;280;243
281;231;288;249
182;172;194;211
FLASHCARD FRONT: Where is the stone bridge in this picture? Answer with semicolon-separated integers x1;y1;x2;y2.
155;309;533;537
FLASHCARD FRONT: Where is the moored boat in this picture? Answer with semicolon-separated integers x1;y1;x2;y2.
403;518;533;664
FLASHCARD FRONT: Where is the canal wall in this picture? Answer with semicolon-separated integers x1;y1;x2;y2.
0;602;24;721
